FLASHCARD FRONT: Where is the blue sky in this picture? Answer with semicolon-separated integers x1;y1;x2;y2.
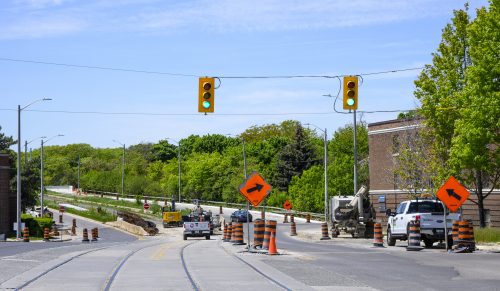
0;0;490;149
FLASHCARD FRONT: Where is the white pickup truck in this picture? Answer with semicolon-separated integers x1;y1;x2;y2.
183;221;211;240
386;199;461;248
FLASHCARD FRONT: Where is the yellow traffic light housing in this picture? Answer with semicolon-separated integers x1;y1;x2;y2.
198;77;215;113
343;76;358;111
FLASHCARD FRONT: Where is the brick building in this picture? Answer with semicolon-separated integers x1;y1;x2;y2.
0;153;15;239
368;118;500;227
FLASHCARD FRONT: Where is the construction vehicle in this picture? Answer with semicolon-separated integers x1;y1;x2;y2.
330;185;375;238
162;198;182;228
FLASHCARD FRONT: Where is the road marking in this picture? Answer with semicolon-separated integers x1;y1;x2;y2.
151;241;185;260
1;258;40;262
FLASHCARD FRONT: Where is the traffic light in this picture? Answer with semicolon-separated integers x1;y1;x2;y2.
198;77;215;113
343;76;358;111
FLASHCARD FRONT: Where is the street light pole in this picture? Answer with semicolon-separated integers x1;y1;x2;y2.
227;134;251;248
112;140;125;200
16;105;21;238
25;136;45;167
323;128;328;223
121;144;125;200
40;134;64;217
16;98;51;239
167;138;182;203
77;155;80;190
305;124;329;222
177;146;181;203
40;139;44;218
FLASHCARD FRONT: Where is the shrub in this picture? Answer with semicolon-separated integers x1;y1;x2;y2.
150;202;162;215
21;214;54;237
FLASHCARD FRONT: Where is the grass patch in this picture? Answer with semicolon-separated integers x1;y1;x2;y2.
45;200;117;223
474;227;500;243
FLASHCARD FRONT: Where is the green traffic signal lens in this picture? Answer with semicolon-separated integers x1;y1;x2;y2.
203;92;211;99
347;98;355;106
203;101;211;109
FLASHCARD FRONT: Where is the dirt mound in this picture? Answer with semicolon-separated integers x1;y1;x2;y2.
117;211;159;235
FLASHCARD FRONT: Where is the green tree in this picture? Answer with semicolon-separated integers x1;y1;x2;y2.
0;126;15;152
414;5;471;182
275;124;318;191
152;140;178;162
414;2;499;227
10;157;40;211
449;1;500;227
328;123;369;196
288;165;324;212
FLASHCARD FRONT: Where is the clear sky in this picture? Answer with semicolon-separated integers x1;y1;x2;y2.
0;0;490;149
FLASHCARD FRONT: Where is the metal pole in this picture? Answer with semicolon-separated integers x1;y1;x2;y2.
324;128;328;223
178;146;181;203
354;110;362;219
16;105;22;239
121;144;125;200
242;139;250;248
24;140;27;167
40;140;44;217
77;155;80;190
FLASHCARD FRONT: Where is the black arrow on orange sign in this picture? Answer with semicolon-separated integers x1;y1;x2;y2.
247;184;263;193
446;189;462;200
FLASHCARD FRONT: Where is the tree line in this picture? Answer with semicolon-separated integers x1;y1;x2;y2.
0;121;369;214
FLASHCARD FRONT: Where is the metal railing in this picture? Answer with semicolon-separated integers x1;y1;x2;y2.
80;189;325;221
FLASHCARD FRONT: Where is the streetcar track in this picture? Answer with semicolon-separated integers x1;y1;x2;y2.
218;240;292;291
180;241;200;291
14;242;128;290
101;240;166;291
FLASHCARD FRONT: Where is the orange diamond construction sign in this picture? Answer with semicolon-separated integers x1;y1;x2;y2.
239;171;272;207
436;176;470;213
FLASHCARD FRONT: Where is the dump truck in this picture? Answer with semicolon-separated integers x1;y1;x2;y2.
162;198;182;228
330;185;375;238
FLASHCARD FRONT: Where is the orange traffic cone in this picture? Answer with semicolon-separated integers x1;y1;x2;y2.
268;231;278;255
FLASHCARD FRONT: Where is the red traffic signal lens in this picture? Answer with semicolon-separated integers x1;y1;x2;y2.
203;82;212;90
347;81;355;89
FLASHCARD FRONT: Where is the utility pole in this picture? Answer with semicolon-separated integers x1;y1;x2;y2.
40;139;44;218
40;134;63;217
353;110;362;220
177;146;181;203
77;155;80;190
242;139;250;249
324;128;328;223
121;144;125;200
16;105;21;238
24;140;27;167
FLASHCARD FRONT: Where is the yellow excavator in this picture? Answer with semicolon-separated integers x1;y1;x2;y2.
162;198;182;227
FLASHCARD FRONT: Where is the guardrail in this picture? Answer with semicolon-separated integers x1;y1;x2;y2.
80;189;325;221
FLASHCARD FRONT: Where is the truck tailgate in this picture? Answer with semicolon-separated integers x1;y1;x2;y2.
419;213;461;229
184;222;210;231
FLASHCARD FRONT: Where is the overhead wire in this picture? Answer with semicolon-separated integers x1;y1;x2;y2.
0;57;424;79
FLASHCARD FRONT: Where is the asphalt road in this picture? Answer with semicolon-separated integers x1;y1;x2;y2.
0;211;137;286
2;202;499;291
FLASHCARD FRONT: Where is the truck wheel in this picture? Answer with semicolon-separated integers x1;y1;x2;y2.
387;227;396;246
423;238;434;248
205;235;210;240
183;234;187;240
